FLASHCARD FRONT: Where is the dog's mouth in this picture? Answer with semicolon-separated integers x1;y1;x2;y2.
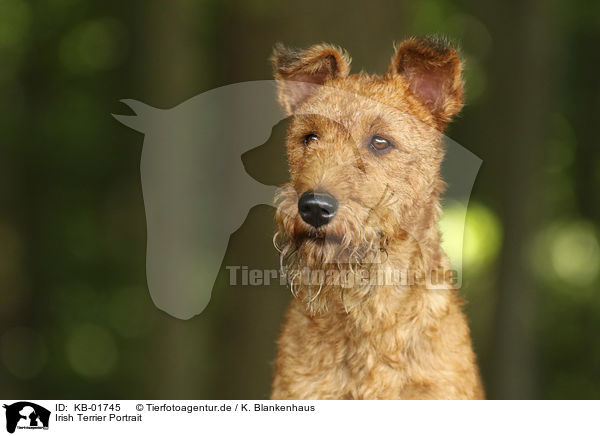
294;230;344;245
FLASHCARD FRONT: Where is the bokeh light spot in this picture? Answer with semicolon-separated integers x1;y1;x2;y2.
440;201;502;274
59;18;127;73
531;220;600;293
550;222;600;286
66;324;118;378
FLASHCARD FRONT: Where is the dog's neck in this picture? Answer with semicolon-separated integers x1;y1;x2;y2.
342;222;453;326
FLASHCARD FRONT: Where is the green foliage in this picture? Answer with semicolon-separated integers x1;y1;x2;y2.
0;0;598;399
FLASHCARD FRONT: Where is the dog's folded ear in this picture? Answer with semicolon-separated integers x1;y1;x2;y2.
388;37;464;128
271;43;351;115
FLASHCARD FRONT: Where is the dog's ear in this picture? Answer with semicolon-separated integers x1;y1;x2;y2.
388;37;463;128
271;43;351;115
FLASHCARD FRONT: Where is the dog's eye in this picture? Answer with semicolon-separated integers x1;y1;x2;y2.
370;136;392;152
304;134;319;146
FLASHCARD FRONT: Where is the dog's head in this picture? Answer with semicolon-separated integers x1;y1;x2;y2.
272;39;464;311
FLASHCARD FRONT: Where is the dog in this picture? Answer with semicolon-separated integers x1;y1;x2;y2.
270;38;484;399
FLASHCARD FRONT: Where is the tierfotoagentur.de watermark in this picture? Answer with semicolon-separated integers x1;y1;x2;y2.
226;265;459;289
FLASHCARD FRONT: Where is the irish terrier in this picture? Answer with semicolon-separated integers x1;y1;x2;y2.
270;38;484;399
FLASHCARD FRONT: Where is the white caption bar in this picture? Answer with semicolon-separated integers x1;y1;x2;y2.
1;400;597;436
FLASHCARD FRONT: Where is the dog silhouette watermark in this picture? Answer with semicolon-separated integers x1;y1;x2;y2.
113;81;481;320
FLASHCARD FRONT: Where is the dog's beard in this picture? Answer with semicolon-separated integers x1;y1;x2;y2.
274;185;388;314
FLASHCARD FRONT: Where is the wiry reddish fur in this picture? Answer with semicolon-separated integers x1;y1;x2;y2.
271;38;484;399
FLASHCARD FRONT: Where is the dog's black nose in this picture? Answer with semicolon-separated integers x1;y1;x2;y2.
298;191;338;228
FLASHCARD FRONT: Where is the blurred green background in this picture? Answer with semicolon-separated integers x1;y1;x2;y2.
1;0;599;399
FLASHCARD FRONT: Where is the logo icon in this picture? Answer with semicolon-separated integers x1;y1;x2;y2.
3;402;50;434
